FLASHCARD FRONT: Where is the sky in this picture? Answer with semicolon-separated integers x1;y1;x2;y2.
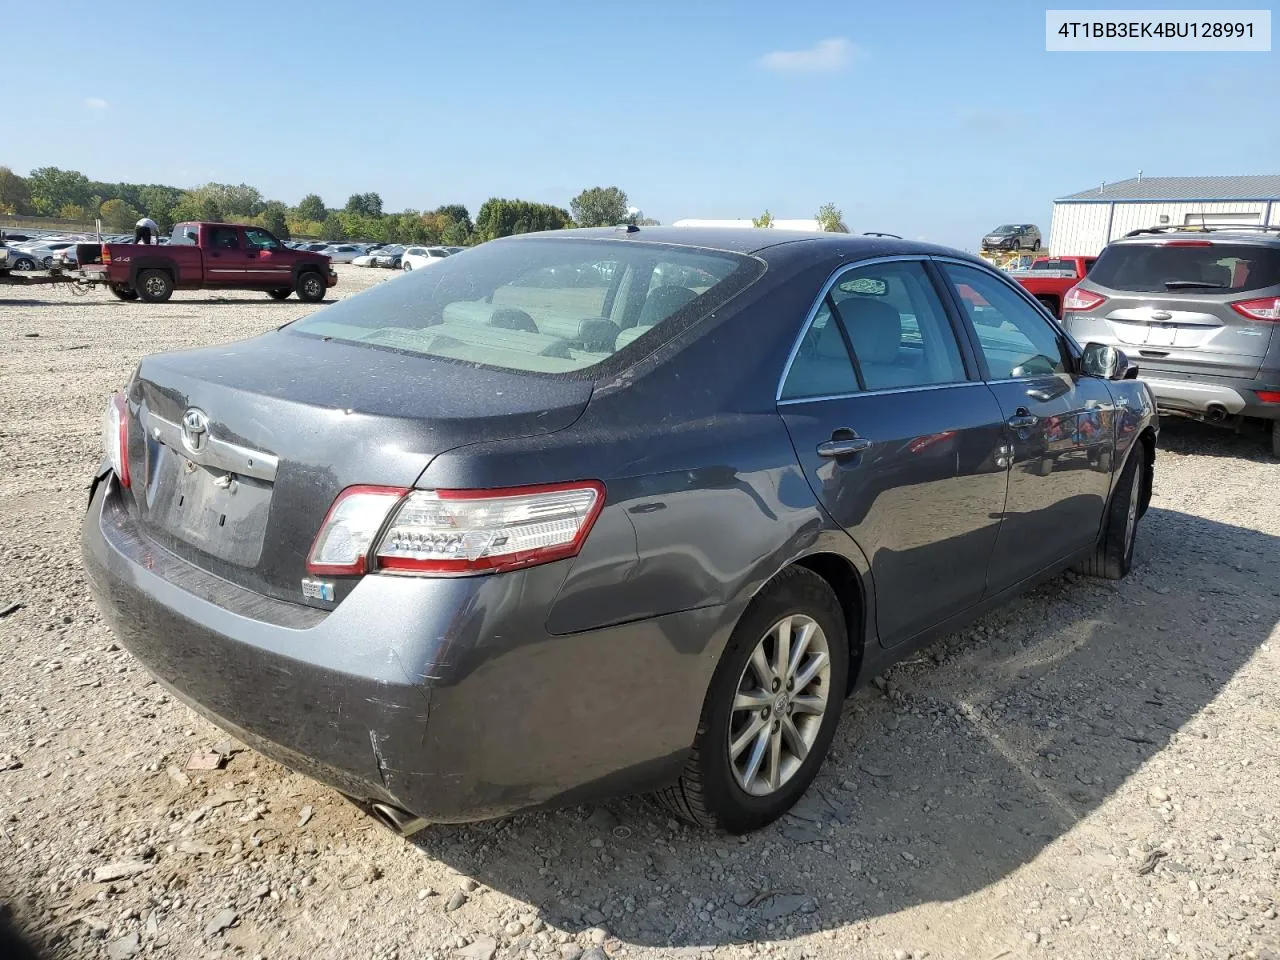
2;0;1277;249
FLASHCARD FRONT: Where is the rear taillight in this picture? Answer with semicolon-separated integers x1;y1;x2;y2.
1230;297;1280;322
101;246;111;263
306;486;408;575
1063;285;1107;312
1257;390;1280;404
306;481;606;577
101;393;130;488
378;481;605;574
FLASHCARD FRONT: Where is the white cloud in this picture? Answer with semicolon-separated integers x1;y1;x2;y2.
84;97;109;110
758;37;855;74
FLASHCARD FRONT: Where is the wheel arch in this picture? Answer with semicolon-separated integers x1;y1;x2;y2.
787;551;870;697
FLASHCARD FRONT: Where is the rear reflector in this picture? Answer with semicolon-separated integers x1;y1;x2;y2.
1063;285;1107;312
1257;390;1280;404
376;481;605;575
102;393;130;488
306;486;408;575
1230;296;1280;322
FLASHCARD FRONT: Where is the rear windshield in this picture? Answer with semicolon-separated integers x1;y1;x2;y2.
1089;243;1280;293
1030;259;1077;271
289;237;761;376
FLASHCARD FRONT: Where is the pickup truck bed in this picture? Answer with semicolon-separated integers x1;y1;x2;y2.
1010;256;1097;318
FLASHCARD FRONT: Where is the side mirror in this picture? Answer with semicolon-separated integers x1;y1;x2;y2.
1080;341;1135;381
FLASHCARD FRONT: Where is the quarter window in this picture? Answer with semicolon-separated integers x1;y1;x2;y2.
780;302;859;400
942;263;1067;378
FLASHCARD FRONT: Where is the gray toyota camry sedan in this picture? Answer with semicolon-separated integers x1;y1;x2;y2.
83;227;1157;834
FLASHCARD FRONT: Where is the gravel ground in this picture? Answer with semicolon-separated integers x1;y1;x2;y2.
1;265;1277;960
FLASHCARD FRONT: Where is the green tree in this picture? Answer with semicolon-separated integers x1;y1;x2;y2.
752;210;774;228
474;198;572;242
432;204;472;233
440;220;471;246
570;186;629;227
28;167;92;215
296;193;326;222
321;214;345;241
0;167;34;215
58;203;90;222
261;201;291;240
345;192;383;218
170;191;224;224
99;198;141;232
815;202;846;232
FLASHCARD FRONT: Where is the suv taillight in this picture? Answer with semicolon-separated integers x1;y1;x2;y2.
306;481;605;577
1230;296;1280;322
102;393;130;488
1063;285;1107;312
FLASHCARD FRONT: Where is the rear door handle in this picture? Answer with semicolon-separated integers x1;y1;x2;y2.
817;437;872;458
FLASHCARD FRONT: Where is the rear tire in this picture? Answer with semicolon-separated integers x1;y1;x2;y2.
403;260;412;271
1076;446;1145;580
296;271;325;303
1270;421;1280;460
137;269;173;303
109;284;139;301
657;566;848;833
268;288;291;300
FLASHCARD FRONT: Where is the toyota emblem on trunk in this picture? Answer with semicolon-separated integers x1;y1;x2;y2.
181;408;210;454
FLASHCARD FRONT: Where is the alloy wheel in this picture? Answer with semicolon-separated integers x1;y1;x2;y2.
728;614;831;796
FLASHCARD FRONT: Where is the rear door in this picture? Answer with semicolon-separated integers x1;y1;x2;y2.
203;225;253;285
938;260;1116;592
777;258;1009;647
1064;239;1280;378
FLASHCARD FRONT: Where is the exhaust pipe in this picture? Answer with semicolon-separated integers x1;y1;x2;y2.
1205;403;1229;423
370;802;429;838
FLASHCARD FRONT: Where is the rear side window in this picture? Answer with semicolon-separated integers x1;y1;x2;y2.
290;238;761;377
1089;243;1280;293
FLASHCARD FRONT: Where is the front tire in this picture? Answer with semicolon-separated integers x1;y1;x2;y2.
268;288;291;300
137;269;173;303
1270;421;1280;460
296;271;326;303
402;260;412;271
658;566;848;833
12;256;35;271
1077;445;1145;580
1032;239;1041;251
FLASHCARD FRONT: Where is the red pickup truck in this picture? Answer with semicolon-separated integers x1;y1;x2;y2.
1010;255;1096;318
83;221;336;303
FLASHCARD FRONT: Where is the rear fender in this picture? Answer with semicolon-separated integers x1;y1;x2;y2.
128;256;180;288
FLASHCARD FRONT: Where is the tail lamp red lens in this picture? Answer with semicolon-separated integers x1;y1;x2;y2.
1063;285;1107;312
1230;297;1280;322
102;393;130;488
1256;390;1280;404
306;481;606;577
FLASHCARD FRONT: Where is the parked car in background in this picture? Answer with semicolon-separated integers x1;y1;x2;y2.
319;244;363;263
83;227;1156;837
982;224;1042;252
401;246;453;270
22;240;78;268
1010;255;1097;317
374;244;405;268
352;250;383;267
1062;224;1280;457
82;221;336;303
3;244;37;270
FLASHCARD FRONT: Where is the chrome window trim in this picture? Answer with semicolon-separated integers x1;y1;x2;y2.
142;409;279;483
775;254;933;403
777;379;988;406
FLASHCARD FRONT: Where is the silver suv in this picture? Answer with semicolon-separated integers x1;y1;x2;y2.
1062;225;1280;457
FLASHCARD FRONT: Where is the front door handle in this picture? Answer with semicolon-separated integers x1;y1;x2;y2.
817;436;872;458
1006;408;1039;430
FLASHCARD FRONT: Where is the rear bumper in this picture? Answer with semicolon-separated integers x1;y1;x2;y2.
81;476;721;822
1139;372;1280;421
326;269;338;287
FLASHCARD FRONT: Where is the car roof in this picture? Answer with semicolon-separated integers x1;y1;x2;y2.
1112;225;1280;247
512;226;965;260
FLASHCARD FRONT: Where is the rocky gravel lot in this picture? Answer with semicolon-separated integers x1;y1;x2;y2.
1;265;1277;960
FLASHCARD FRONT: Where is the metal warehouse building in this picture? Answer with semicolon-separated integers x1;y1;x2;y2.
1049;175;1280;255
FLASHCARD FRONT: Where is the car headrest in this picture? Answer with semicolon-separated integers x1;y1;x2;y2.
839;297;901;364
488;308;538;333
638;285;698;327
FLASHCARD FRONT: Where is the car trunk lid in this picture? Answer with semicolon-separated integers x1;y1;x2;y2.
123;329;592;605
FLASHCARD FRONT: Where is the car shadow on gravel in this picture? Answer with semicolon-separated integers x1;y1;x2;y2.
411;506;1278;950
1157;418;1276;462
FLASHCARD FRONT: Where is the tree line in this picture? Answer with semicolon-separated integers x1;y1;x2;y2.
0;166;661;245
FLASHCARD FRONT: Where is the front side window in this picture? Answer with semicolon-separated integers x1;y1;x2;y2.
943;263;1067;379
243;228;281;251
290;238;760;376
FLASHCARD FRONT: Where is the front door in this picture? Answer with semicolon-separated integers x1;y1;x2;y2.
937;261;1116;593
242;228;294;287
778;259;1010;647
204;225;253;286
